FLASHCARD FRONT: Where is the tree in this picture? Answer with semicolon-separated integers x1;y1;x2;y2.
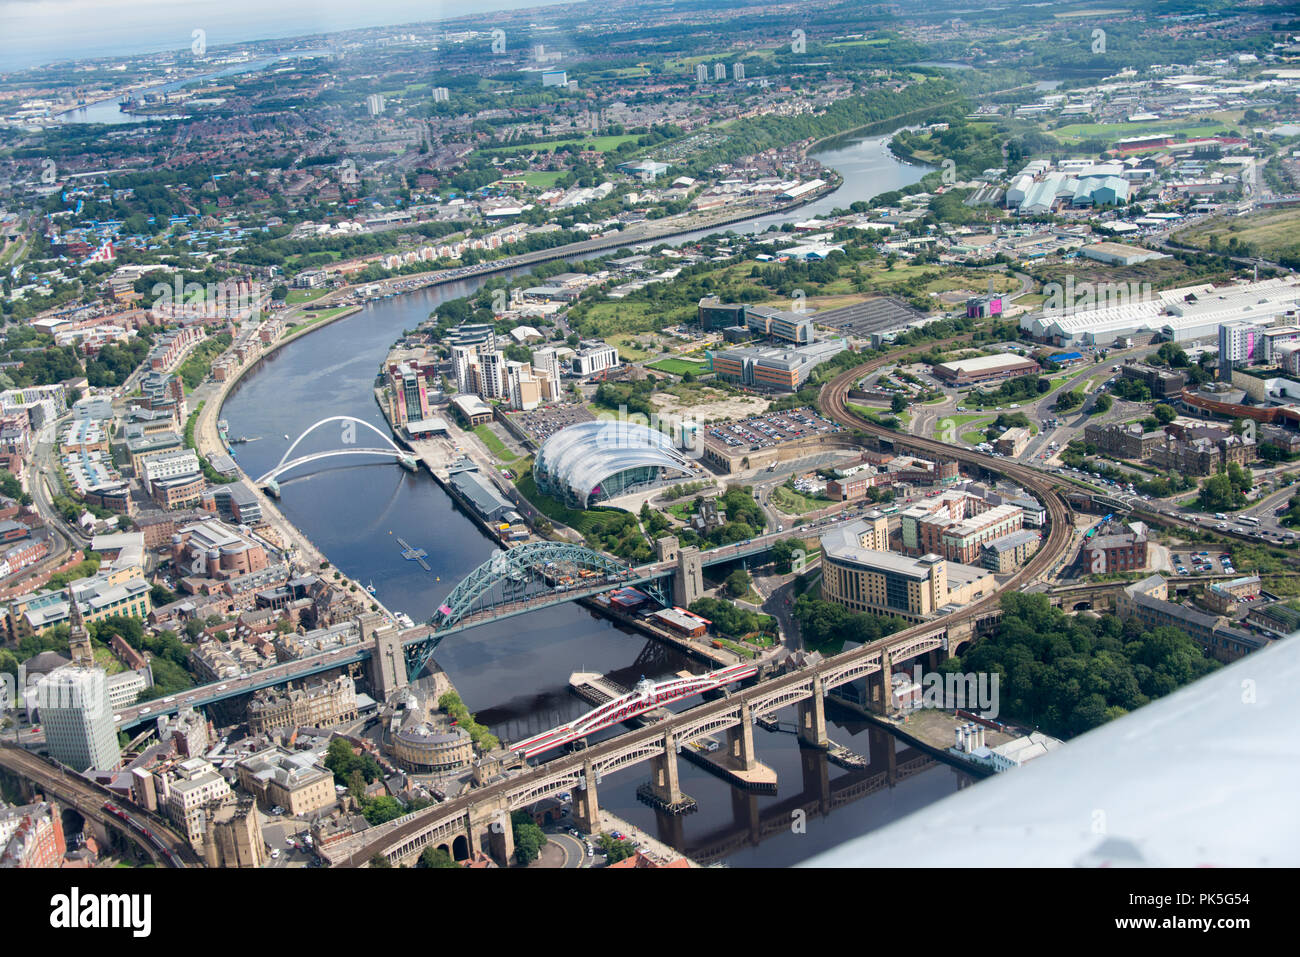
418;847;458;868
1055;389;1083;411
1092;394;1113;414
890;394;907;414
725;568;751;598
1196;472;1241;512
511;811;547;866
1153;403;1177;425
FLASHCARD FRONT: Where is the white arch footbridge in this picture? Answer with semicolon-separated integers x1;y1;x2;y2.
255;416;414;485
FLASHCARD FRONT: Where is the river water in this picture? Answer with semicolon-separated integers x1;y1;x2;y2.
221;130;972;865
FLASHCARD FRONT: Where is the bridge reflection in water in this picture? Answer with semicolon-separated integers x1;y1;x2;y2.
642;721;955;865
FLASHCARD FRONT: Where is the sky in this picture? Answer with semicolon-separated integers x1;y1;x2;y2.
0;0;578;71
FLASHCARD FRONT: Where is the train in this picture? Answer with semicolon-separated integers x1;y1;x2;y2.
102;801;184;868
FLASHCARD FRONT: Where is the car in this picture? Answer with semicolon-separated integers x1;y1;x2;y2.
217;684;228;691
139;707;151;715
271;849;280;859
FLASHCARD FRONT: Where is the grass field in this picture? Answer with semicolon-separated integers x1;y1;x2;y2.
287;307;354;332
1175;207;1300;266
1051;114;1242;145
286;288;330;305
647;356;709;376
472;424;510;459
515;473;627;536
579;300;698;337
510;171;567;189
477;133;640;158
771;485;834;516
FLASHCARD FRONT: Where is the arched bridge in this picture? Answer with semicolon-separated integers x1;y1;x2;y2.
407;541;649;676
255;415;413;485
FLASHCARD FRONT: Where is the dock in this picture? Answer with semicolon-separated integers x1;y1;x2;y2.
569;672;627;707
396;537;431;571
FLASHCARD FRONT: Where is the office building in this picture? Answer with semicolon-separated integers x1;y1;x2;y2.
708;339;847;392
820;519;994;623
1119;362;1186;398
246;674;358;734
572;342;620;378
157;757;232;849
1117;575;1264;663
236;746;336;816
36;667;121;772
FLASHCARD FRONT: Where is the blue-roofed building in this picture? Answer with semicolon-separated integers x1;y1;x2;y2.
1049;351;1085;366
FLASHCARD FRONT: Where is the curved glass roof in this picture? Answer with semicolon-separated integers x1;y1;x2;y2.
535;420;694;507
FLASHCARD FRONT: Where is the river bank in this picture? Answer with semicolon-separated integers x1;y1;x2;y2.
212;127;961;866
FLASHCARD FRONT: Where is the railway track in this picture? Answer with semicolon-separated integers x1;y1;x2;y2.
818;356;1078;607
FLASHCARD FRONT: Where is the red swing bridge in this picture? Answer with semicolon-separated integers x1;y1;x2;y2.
510;663;759;759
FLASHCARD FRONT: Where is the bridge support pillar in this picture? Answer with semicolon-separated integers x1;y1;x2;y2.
363;612;408;697
573;762;600;835
796;677;828;749
649;732;684;807
726;703;758;771
480;807;514;868
870;651;893;715
673;546;704;607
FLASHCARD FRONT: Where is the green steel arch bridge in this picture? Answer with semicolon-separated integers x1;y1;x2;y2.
406;540;673;678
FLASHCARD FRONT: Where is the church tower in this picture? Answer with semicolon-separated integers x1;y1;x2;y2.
67;587;94;669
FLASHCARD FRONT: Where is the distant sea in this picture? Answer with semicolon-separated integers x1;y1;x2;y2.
0;0;576;72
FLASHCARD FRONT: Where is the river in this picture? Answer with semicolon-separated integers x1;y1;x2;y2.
220;129;973;865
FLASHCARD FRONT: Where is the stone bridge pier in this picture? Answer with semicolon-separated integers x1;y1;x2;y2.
469;805;514;867
573;760;600;834
726;703;758;770
796;676;828;749
868;650;893;715
645;730;694;812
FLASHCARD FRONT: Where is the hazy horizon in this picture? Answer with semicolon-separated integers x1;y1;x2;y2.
0;0;582;72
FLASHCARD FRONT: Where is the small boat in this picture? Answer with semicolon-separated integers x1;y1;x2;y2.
366;581;376;594
283;433;290;440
